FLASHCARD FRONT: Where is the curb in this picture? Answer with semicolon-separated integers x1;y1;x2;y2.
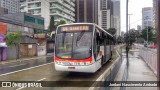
0;55;54;65
89;49;121;90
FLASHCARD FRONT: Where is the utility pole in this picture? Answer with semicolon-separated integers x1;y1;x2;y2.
128;14;133;31
126;0;129;69
156;0;160;89
128;14;133;45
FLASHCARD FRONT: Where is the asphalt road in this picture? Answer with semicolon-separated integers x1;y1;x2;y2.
0;57;53;75
0;51;119;90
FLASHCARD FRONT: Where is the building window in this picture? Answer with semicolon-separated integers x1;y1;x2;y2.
24;15;44;25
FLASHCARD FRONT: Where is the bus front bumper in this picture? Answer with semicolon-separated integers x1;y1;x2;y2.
54;63;98;73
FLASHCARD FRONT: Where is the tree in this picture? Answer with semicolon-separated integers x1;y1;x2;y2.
5;31;22;59
47;20;66;41
48;16;56;32
141;26;155;43
106;28;117;35
56;20;66;27
124;29;138;45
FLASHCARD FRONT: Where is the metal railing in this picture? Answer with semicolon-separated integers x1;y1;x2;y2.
139;47;157;75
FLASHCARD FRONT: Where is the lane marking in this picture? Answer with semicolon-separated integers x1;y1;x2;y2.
37;78;46;81
0;62;54;77
0;55;54;65
9;64;26;68
16;78;46;90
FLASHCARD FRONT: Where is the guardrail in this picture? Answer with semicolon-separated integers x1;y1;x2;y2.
139;47;157;76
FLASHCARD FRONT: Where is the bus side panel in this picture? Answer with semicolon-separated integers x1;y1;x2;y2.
93;46;104;70
105;45;111;61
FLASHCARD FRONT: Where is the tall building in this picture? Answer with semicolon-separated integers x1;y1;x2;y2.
19;0;75;29
98;0;113;30
0;0;19;13
142;7;153;29
0;7;8;15
75;0;113;30
75;0;98;24
112;0;121;37
137;25;142;31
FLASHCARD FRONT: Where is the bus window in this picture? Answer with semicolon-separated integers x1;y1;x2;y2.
93;29;101;60
56;30;93;59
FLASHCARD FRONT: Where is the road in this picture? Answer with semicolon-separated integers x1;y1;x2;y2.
0;52;119;90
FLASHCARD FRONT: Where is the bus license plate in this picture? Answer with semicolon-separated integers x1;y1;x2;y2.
68;67;75;69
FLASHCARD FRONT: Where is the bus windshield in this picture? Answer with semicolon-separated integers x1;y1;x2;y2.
55;31;92;59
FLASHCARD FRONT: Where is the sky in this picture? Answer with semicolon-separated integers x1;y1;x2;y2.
121;0;153;32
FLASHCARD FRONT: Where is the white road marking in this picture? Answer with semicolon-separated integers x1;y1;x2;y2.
89;50;121;90
16;78;46;90
0;62;54;77
37;78;46;81
9;64;26;68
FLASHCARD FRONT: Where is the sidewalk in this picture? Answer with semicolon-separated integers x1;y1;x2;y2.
112;45;157;90
0;54;54;65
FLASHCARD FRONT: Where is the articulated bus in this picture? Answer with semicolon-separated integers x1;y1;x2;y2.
54;23;114;73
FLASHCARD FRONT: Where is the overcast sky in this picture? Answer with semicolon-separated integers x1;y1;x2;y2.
121;0;153;32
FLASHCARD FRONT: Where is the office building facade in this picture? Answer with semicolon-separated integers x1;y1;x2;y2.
98;0;113;30
75;0;98;24
19;0;75;29
0;0;19;13
142;7;153;29
75;0;113;30
112;0;121;37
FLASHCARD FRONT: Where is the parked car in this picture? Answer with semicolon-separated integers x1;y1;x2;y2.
149;45;156;49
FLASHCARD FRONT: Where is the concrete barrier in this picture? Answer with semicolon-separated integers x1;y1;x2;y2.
89;47;122;90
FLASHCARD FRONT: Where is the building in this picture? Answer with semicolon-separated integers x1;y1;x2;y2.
137;25;142;31
0;12;46;60
75;0;113;30
112;0;121;37
75;0;98;24
0;7;8;15
0;0;19;13
19;0;75;29
142;7;153;29
98;0;113;30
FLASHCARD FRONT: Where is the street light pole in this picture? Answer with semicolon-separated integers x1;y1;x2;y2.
147;20;148;44
128;14;133;45
126;0;129;69
128;14;133;31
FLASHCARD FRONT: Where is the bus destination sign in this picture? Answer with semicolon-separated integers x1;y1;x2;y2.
61;26;89;31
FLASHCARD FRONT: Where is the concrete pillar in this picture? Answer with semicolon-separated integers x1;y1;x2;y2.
156;0;160;88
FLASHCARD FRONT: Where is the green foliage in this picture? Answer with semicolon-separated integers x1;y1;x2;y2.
141;26;156;43
5;31;22;46
141;27;153;41
105;28;117;35
56;20;66;27
48;16;56;32
124;29;138;45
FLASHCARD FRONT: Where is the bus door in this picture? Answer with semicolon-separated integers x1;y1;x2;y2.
93;29;101;62
103;39;107;63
